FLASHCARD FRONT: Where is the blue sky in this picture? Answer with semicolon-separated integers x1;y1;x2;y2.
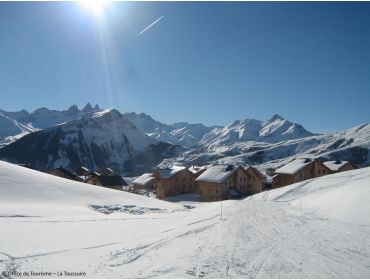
0;2;369;133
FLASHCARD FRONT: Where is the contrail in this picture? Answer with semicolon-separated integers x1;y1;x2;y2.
137;16;164;37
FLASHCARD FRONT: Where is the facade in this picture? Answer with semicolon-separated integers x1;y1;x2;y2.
323;160;357;173
154;166;196;199
272;158;331;188
195;165;263;202
86;175;127;190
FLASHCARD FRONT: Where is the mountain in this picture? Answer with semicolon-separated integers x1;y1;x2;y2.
1;160;369;277
0;109;180;175
0;112;38;137
200;114;317;147
159;122;370;170
123;112;216;147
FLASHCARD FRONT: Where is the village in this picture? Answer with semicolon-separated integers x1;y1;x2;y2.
20;158;357;202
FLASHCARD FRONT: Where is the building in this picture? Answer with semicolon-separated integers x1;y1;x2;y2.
132;173;155;190
272;158;331;188
323;160;357;173
154;166;196;199
86;175;128;190
73;166;90;181
195;164;263;202
47;167;81;181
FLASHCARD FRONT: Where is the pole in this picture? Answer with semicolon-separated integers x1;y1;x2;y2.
220;200;223;220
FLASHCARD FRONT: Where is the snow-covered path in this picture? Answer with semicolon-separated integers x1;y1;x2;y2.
0;162;370;278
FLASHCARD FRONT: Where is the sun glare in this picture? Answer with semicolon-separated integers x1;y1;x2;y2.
78;0;110;18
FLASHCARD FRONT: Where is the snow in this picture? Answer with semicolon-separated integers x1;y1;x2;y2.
323;160;349;171
195;164;235;183
132;173;154;186
275;158;313;174
158;166;186;179
1;161;370;278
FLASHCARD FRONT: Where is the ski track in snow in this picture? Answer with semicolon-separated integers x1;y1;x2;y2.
1;200;370;278
1;164;370;278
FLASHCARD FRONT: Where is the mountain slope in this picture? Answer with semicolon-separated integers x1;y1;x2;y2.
200;114;316;147
160;122;370;169
0;109;179;175
123;112;215;147
0;162;369;278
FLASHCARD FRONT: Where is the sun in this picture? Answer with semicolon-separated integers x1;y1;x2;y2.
78;0;110;18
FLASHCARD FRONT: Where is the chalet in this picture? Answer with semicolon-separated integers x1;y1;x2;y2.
272;158;331;188
73;166;90;181
154;166;196;199
86;175;128;190
74;166;90;176
47;167;81;181
132;173;155;190
195;164;258;202
323;160;357;173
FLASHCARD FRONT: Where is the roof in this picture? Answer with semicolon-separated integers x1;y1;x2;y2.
323;160;349;172
188;166;206;174
133;173;154;186
99;167;115;175
122;177;135;186
195;165;236;183
275;158;313;175
157;166;186;179
245;166;265;179
96;175;127;186
49;167;78;180
73;166;90;175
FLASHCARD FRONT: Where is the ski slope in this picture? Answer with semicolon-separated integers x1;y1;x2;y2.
0;161;369;278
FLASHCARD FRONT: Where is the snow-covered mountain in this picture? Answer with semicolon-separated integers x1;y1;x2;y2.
123;112;217;147
0;109;179;175
200;114;316;147
0;103;101;146
1;160;369;277
160;122;370;170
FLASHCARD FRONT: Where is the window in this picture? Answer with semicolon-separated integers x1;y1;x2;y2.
225;182;227;186
183;177;185;181
216;189;219;194
182;184;185;188
319;170;321;174
300;173;302;178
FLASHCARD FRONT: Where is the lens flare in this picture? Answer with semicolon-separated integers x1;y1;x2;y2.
78;0;110;18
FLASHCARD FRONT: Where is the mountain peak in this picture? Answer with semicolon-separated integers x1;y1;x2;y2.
68;105;78;112
269;114;284;121
94;104;100;110
82;103;93;112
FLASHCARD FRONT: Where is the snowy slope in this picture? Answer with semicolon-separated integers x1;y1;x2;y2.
0;162;369;278
0;113;37;137
0;109;178;175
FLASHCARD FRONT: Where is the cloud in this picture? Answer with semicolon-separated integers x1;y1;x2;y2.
137;16;164;37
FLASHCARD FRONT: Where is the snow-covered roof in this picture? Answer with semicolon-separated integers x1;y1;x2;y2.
275;158;313;175
133;173;154;186
158;166;186;179
195;165;235;183
188;166;206;174
323;161;349;172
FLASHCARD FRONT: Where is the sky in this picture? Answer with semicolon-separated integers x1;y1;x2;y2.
0;1;369;133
